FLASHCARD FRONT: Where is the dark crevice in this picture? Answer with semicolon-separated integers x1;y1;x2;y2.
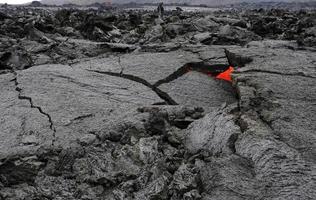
152;102;168;105
236;69;316;79
86;69;178;105
153;62;231;87
12;72;56;146
153;49;253;87
153;63;189;87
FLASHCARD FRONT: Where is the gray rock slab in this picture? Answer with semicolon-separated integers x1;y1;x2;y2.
12;64;163;149
73;50;201;85
158;71;237;109
0;73;54;160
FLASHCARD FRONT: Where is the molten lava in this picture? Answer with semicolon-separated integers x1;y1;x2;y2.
215;66;234;82
203;65;234;82
185;62;234;83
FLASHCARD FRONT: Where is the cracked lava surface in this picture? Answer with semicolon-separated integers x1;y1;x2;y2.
1;43;315;200
0;9;315;200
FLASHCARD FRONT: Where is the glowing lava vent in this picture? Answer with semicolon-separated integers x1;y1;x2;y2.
215;66;234;82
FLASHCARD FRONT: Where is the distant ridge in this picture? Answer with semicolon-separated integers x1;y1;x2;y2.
40;0;316;6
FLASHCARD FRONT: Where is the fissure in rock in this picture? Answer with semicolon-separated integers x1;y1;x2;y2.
87;69;178;105
12;72;56;146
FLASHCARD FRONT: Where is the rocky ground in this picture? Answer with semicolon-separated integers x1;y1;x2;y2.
0;5;315;200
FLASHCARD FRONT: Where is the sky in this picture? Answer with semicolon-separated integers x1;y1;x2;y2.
0;0;34;4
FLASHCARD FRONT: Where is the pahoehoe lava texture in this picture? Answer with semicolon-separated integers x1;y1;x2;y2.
0;3;315;200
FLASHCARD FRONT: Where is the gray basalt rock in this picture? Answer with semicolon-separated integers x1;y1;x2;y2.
158;72;237;109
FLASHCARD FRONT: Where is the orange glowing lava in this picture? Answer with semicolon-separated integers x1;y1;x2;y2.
216;66;234;82
186;63;234;83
